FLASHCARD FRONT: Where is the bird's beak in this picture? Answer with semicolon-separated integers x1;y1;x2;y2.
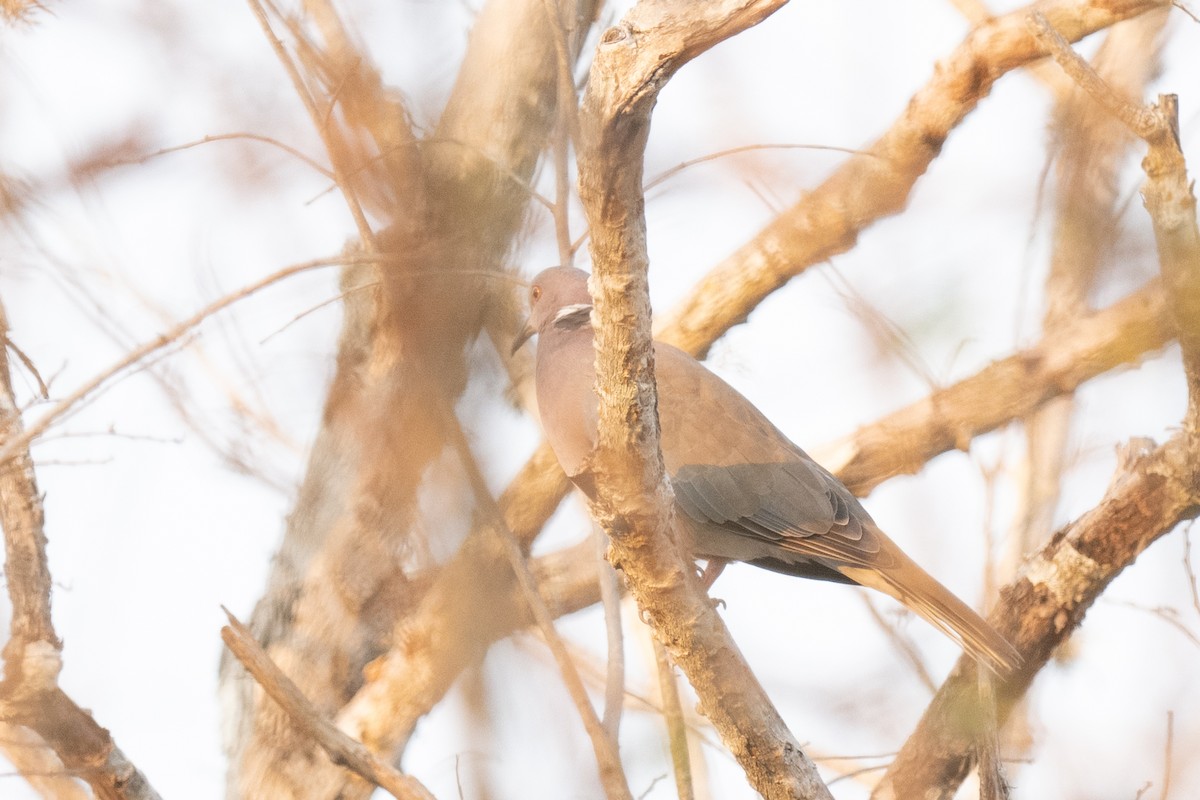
511;318;535;356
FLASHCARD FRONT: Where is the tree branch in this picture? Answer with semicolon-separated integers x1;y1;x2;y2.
873;433;1200;798
877;20;1199;797
220;611;434;800
269;6;1175;794
825;280;1173;494
654;0;1169;358
0;300;160;799
578;2;834;798
443;412;632;800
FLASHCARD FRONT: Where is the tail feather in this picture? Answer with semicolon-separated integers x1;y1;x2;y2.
841;559;1022;675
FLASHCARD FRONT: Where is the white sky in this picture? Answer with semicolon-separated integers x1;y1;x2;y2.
1;1;1199;798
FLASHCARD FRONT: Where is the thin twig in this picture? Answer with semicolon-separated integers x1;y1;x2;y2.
860;594;938;693
259;281;377;345
644;142;876;192
542;0;580;267
1;336;48;400
569;142;877;255
0;254;379;467
1026;12;1160;138
652;639;695;800
596;527;627;741
1160;710;1174;800
442;409;633;800
220;610;435;800
1184;525;1200;619
975;672;1010;800
245;0;377;249
1107;599;1200;649
1175;1;1200;23
121;132;333;178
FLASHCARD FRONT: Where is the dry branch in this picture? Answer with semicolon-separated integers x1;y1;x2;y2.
444;414;632;800
873;433;1200;799
654;0;1169;358
577;1;835;798
233;3;1177;796
224;0;602;795
220;611;434;800
825;280;1173;494
877;20;1200;798
0;301;160;799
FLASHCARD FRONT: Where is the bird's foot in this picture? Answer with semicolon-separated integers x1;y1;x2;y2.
697;558;728;591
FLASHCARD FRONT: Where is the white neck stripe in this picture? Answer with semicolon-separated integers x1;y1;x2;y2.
553;303;593;324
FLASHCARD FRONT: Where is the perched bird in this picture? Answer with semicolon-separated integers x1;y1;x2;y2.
513;266;1020;674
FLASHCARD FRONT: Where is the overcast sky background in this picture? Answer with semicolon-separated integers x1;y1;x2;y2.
2;1;1199;798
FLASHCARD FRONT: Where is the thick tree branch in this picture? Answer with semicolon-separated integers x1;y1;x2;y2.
225;1;602;795
873;433;1200;799
825;280;1173;494
267;5;1174;793
577;2;835;799
877;24;1200;798
654;0;1169;358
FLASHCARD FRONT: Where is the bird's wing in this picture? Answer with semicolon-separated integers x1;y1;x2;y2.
655;342;895;570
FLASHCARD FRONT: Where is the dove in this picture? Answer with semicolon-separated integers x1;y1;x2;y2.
513;266;1020;673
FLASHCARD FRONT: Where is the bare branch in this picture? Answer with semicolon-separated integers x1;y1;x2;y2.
655;0;1169;358
124;132;334;179
652;639;695;800
1026;11;1162;138
874;432;1200;798
220;611;434;800
825;280;1173;495
578;1;835;798
245;0;377;247
0;254;369;468
0;300;160;800
443;412;633;800
597;528;627;742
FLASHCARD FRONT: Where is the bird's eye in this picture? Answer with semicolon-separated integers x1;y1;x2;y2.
531;286;542;302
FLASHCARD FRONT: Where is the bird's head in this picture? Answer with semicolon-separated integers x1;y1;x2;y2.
511;266;594;355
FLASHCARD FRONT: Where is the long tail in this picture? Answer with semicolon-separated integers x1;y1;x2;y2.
841;554;1022;675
